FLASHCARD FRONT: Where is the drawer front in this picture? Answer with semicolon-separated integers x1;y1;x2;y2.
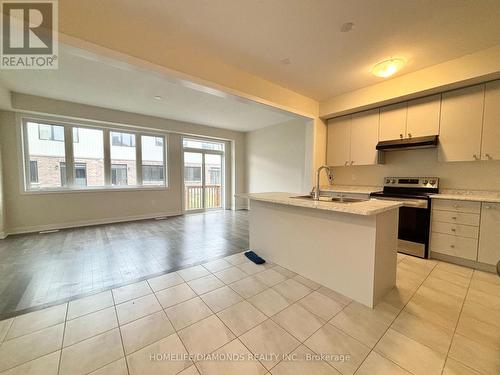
431;210;480;226
432;199;480;214
430;232;478;260
431;222;479;239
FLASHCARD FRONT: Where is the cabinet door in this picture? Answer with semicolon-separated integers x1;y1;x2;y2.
438;85;484;162
478;202;500;265
379;102;407;141
350;109;379;166
327;116;351;167
481;80;500;160
406;94;441;138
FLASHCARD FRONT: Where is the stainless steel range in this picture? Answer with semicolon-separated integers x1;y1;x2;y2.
370;177;439;258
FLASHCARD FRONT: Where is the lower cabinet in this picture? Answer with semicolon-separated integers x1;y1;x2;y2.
430;232;478;261
478;202;500;265
430;199;500;266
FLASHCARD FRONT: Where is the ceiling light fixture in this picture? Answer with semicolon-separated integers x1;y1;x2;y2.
154;95;162;101
371;58;406;78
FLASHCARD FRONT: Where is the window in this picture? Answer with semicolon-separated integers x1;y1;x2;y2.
29;161;39;183
111;164;128;185
26;121;66;189
59;162;86;186
183;138;224;151
185;166;202;183
207;167;221;185
23;119;168;191
111;131;135;147
73;127;104;187
110;131;136;186
38;124;64;142
75;163;87;186
141;135;165;186
142;165;164;184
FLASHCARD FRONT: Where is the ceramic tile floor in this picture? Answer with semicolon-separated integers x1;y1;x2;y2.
0;252;499;375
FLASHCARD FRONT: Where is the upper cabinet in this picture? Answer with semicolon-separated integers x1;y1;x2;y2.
481;80;500;160
379;95;440;141
406;94;441;138
379;102;407;141
350;109;379;166
438;85;484;162
327;110;379;167
327;115;351;167
327;79;500;166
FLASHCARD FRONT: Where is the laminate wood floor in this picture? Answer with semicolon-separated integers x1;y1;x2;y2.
0;210;248;318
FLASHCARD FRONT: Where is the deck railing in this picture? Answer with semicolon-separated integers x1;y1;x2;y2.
185;184;221;210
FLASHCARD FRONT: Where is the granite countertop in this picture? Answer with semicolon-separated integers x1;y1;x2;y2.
320;185;382;194
431;189;500;203
238;192;402;216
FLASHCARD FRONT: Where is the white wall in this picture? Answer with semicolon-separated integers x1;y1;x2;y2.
246;119;312;194
0;94;248;234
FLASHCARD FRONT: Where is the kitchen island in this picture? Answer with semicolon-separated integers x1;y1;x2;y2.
243;192;402;307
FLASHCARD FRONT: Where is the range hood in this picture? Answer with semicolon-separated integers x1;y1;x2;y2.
376;135;438;151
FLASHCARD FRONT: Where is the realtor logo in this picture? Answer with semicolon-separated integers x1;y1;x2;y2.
1;0;58;69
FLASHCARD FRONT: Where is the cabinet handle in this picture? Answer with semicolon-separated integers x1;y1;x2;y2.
399;133;403;139
485;153;492;159
344;161;348;166
453;204;458;208
451;216;457;220
473;154;479;160
451;228;456;232
450;245;455;248
350;161;354;165
484;205;492;209
408;133;412;138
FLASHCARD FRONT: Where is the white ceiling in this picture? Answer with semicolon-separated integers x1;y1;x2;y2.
59;0;500;100
0;45;305;132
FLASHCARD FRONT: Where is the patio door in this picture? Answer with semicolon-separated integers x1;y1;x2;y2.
183;138;224;211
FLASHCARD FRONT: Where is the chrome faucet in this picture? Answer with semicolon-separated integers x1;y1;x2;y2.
313;165;333;200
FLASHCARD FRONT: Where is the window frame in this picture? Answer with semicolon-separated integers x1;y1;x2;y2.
21;117;169;193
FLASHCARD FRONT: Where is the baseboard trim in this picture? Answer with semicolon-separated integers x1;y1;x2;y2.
430;251;496;273
5;210;183;237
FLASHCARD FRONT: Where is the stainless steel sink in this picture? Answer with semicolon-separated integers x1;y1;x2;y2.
290;195;368;203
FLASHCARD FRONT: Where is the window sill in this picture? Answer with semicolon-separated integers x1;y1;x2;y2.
21;185;170;195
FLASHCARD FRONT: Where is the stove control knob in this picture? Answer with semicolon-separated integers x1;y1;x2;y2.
391;179;396;184
429;180;436;186
385;178;391;184
423;180;428;185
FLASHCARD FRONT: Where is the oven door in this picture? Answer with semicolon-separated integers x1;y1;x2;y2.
371;196;430;258
397;206;430;258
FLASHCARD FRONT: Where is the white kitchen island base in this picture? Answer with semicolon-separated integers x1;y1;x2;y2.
249;199;399;308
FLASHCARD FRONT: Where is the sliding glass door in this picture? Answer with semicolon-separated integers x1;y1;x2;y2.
204;153;223;209
183;138;224;211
